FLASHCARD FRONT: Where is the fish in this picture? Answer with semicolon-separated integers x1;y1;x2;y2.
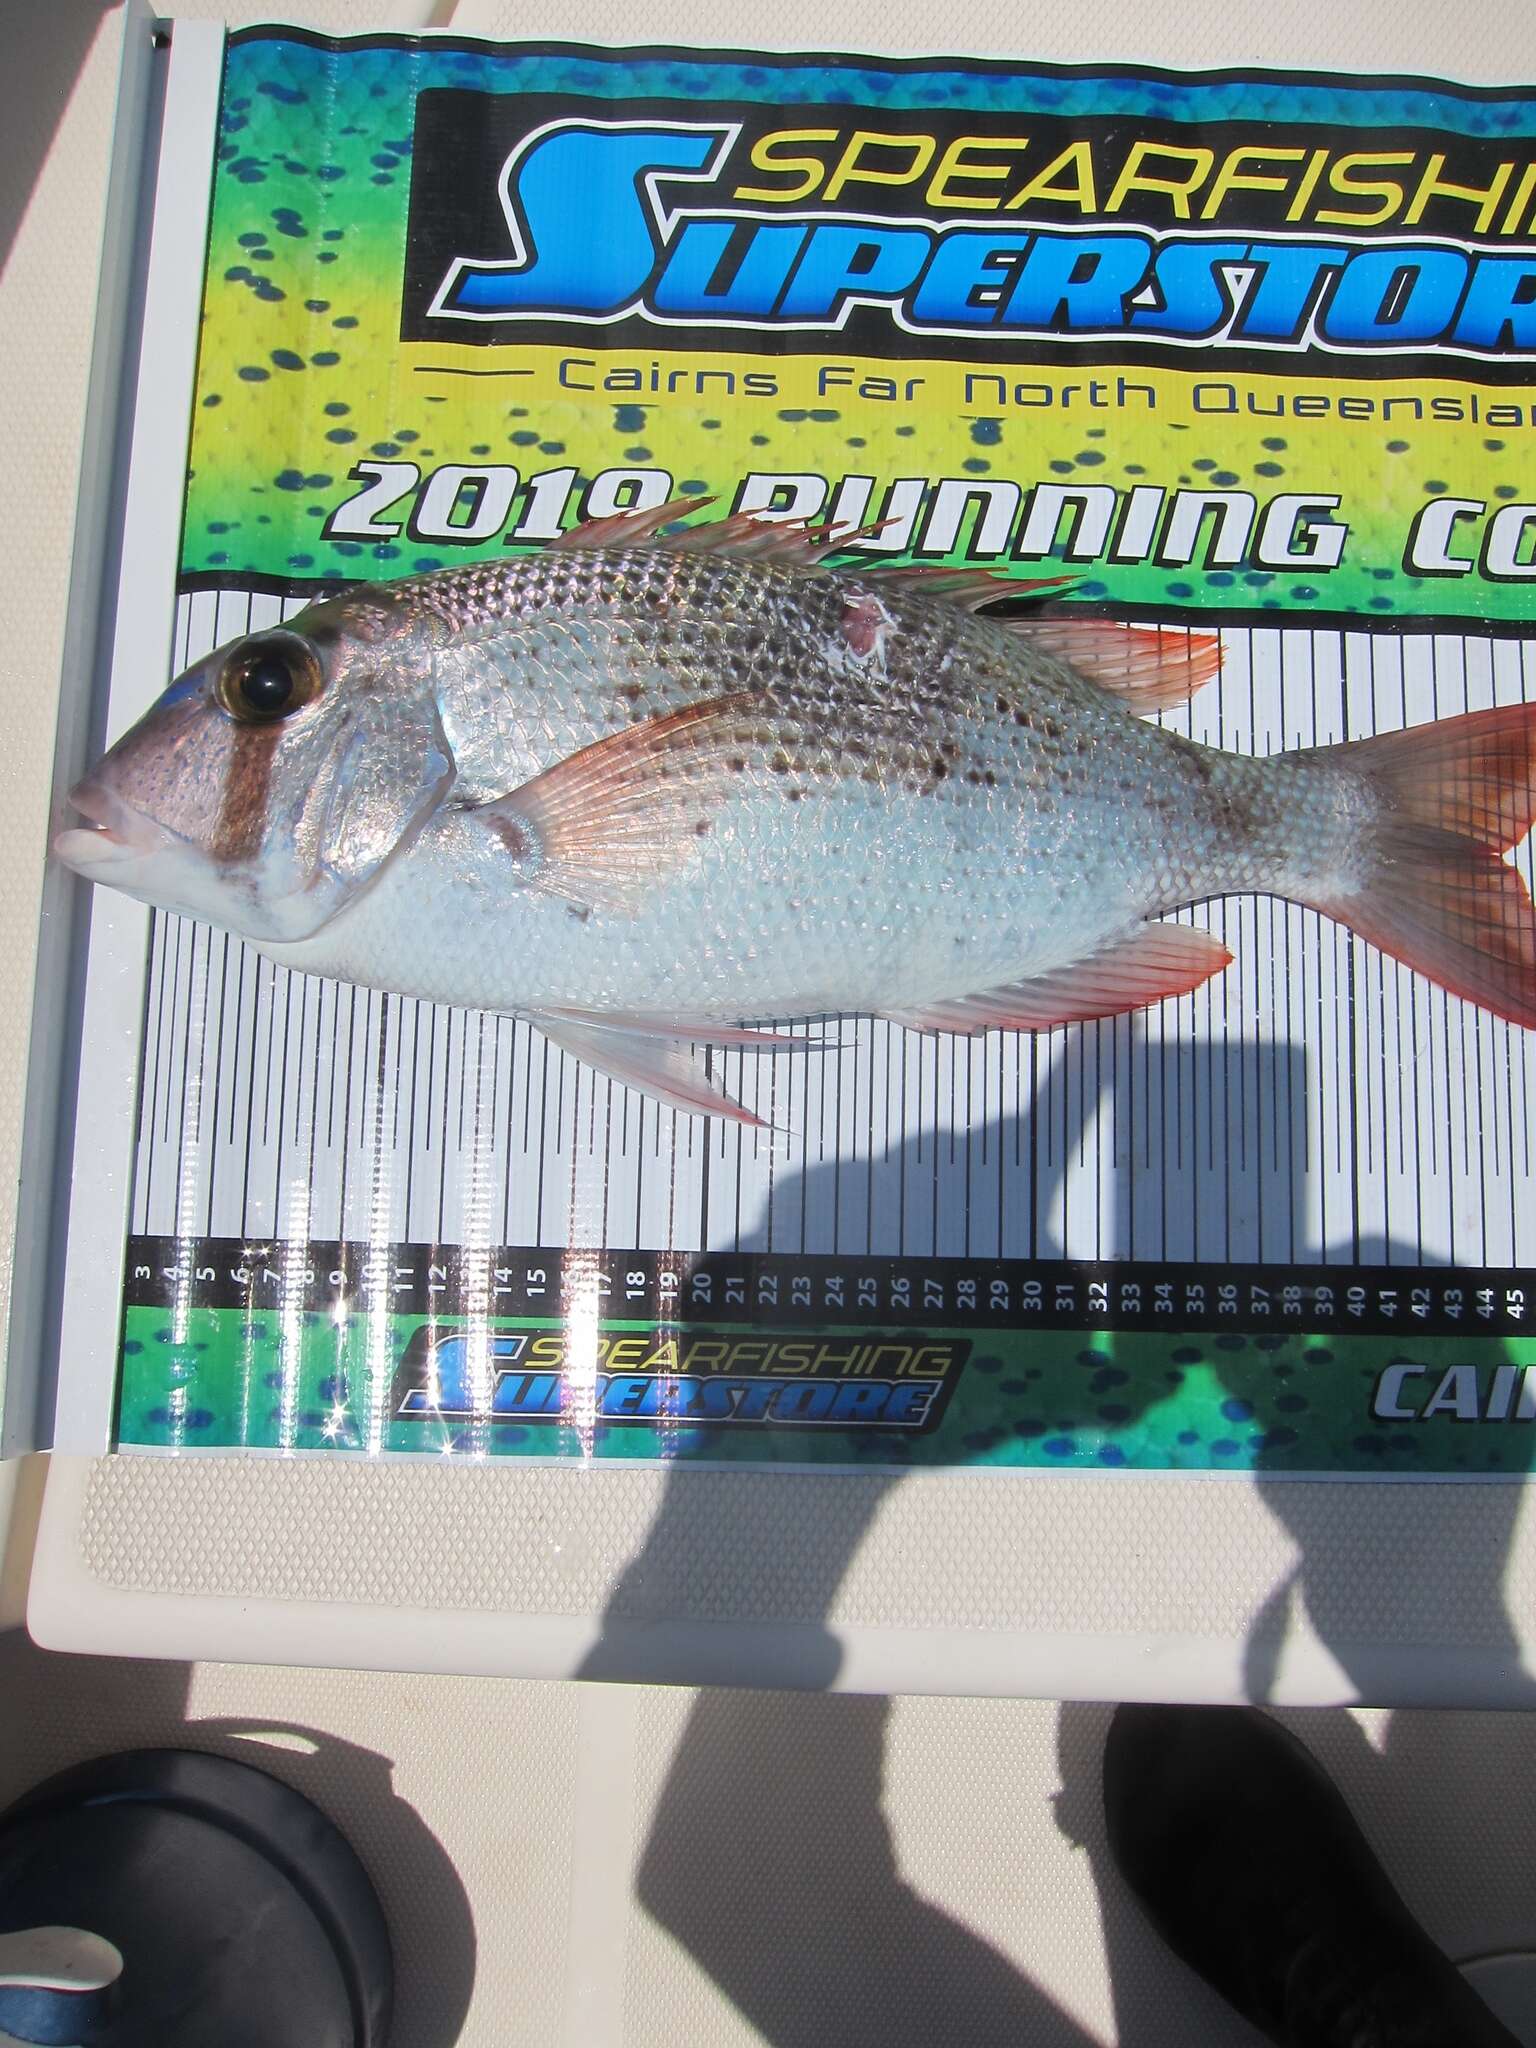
56;499;1536;1126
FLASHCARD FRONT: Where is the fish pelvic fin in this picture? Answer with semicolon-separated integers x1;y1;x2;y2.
883;923;1232;1036
528;1012;767;1127
1304;700;1536;1030
538;1006;847;1053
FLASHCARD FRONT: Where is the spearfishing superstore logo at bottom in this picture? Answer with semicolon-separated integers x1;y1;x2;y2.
391;1324;968;1431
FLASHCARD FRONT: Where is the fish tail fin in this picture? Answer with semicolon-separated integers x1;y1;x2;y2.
1305;701;1536;1028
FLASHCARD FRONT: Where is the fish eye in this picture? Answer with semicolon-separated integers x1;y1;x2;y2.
215;631;324;725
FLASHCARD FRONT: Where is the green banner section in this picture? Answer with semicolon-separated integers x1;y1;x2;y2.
180;31;1536;624
120;1305;1536;1475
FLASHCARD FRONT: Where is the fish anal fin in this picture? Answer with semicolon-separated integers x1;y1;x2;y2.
529;1012;766;1127
470;691;762;915
1006;620;1222;712
884;924;1232;1036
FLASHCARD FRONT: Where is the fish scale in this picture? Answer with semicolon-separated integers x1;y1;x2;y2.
56;505;1536;1125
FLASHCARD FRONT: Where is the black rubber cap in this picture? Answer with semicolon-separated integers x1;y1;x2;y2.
0;1748;393;2047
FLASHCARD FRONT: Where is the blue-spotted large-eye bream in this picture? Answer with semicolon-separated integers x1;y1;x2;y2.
56;501;1536;1123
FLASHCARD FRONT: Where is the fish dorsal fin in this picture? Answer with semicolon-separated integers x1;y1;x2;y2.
883;923;1232;1036
547;495;716;552
1002;619;1223;713
664;508;858;567
543;511;1219;708
550;497;881;571
860;565;1073;611
467;691;762;915
547;500;1079;608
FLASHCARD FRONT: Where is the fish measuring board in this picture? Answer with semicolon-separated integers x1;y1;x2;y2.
112;596;1536;1477
63;31;1536;1477
131;592;1536;1270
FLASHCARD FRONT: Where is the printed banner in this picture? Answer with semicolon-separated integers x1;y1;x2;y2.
183;35;1536;624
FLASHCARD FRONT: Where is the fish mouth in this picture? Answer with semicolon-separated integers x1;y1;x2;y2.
54;779;172;869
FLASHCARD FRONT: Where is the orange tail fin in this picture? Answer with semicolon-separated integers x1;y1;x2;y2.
1308;701;1536;1028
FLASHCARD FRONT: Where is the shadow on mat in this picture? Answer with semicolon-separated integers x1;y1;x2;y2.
579;1024;1535;2041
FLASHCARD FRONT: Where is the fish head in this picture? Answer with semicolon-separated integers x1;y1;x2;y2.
55;596;455;941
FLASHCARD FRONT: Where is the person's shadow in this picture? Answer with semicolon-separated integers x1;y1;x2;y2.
578;1022;1536;2041
628;1688;1099;2047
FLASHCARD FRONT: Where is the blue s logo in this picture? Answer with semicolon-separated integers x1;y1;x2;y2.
431;119;736;322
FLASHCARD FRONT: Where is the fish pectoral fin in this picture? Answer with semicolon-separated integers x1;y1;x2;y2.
1001;619;1222;713
883;924;1233;1035
528;1011;767;1127
469;692;764;915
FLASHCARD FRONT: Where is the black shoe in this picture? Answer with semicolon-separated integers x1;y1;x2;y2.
1103;1704;1520;2048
